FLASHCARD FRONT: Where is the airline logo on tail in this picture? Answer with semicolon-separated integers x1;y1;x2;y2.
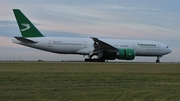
21;23;30;31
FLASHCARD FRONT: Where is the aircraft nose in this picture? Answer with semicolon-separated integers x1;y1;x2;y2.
165;45;172;54
168;48;172;54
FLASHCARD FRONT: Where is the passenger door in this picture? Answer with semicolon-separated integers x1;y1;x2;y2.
48;40;52;47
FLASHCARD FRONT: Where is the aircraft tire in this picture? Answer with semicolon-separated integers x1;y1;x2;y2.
156;60;160;63
85;58;105;62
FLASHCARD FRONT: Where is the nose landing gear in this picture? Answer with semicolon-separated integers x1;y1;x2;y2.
156;56;161;63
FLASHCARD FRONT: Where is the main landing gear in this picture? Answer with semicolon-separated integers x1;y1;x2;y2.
156;56;160;63
85;58;105;62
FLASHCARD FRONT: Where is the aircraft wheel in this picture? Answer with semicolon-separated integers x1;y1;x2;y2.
85;58;105;62
85;58;90;62
99;58;105;62
156;59;160;63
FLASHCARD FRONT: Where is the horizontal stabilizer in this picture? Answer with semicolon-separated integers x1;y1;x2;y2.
14;37;38;43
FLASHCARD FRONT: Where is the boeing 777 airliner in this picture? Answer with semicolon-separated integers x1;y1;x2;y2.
12;9;172;63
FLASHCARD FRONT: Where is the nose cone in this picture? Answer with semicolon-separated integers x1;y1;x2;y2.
168;48;172;54
165;46;172;55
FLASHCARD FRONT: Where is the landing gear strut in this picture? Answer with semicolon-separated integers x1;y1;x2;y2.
85;52;106;62
156;56;160;63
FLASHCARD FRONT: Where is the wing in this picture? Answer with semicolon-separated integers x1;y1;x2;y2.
90;37;117;53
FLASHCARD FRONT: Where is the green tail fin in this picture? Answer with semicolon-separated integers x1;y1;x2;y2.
13;9;44;37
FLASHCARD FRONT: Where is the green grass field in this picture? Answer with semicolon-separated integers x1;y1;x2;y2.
0;62;180;101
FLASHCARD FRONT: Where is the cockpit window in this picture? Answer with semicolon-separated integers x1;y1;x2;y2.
166;46;169;48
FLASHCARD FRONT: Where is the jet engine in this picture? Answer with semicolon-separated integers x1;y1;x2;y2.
117;49;135;60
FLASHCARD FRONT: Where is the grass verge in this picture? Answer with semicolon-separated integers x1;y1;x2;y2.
0;62;180;101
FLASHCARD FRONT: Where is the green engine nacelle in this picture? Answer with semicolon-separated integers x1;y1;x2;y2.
117;49;135;60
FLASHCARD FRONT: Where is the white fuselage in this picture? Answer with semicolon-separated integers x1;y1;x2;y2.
12;37;171;57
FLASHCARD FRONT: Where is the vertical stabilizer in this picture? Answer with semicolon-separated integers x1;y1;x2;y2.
13;9;44;37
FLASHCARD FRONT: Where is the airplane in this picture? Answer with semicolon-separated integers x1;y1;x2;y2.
12;9;172;63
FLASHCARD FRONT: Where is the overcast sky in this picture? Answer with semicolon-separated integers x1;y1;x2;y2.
0;0;180;62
